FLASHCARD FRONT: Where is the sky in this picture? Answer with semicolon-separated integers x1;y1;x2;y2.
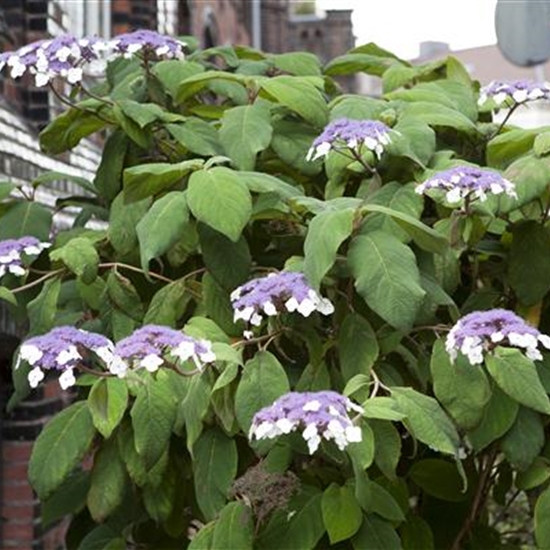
316;0;498;59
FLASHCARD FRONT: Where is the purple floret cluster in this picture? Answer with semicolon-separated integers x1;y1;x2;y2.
16;326;114;389
0;30;185;87
249;391;363;454
415;165;517;204
479;79;550;107
230;271;334;329
306;118;393;161
446;309;550;365
0;236;50;279
111;324;215;376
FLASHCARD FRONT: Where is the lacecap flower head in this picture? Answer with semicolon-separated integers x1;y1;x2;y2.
249;391;363;454
0;236;50;278
446;308;550;365
230;271;334;328
110;324;216;377
306;117;393;161
110;30;185;60
479;79;550;107
16;326;114;390
415;165;517;204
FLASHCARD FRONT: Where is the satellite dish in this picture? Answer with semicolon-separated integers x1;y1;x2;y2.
495;0;550;67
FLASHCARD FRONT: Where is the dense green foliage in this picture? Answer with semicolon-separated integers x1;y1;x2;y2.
5;38;550;549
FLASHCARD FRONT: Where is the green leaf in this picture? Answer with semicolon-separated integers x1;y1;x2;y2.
88;378;129;439
142;460;177;523
212;502;254;550
260;76;328;126
399;101;477;133
0;286;17;306
409;459;467;502
198;224;251;291
106;271;144;321
235;351;290;433
304;208;355;289
339;313;379;382
93;130;128;201
87;437;127;522
501;407;544;471
136;191;189;274
371;420;401;481
535;486;550;550
348;421;375;470
187;167;252;242
325;52;400;77
0;181;15;200
143;277;190;326
167;119;223;157
0;201;52;240
487;127;540;169
362;204;448;255
391;387;460;455
362;397;406;421
271;51;321;75
348;231;425;330
41;470;90;528
153;59;205;98
193;428;238;521
219;104;273;170
77;523;125;550
508;221;550;306
50;237;99;284
108;193;151;257
188;522;216;550
535;130;550;157
430;339;491;430
28;401;96;499
123;159;203;202
239;171;303;199
400;516;434;550
131;377;177;470
257;486;325;550
322;483;363;544
363;481;406;522
485;348;550;414
352;514;402;550
39;100;108;154
27;277;61;336
516;457;550;490
468;386;519;451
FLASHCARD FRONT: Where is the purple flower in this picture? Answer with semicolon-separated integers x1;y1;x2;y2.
0;236;50;279
479;79;550;107
306;118;393;161
16;326;114;389
110;30;185;60
111;324;215;376
415;165;517;204
230;272;334;329
446;309;550;365
249;391;363;454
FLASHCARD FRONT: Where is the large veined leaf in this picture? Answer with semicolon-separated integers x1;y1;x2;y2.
167;119;223;157
29;401;96;499
130;377;177;470
348;231;425;329
487;127;541;170
50;237;99;284
304;208;355;289
339;313;379;382
212;502;254;549
108;193;150;257
485;348;550;415
352;514;402;550
235;351;290;433
187;167;252;242
88;377;129;439
430;339;491;430
136;191;189;274
398;101;477;133
322;484;363;544
193;428;238;521
508;221;550;306
535;486;550;549
219;104;273;170
260;76;328;126
391;387;460;455
27;277;61;336
501;407;544;471
0;201;52;240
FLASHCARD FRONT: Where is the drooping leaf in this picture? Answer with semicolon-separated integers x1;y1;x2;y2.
371;420;402;481
108;193;151;257
187;167;252;242
304;208;355;289
352;514;402;550
339;313;379;382
485;348;550;415
348;231;425;330
322;483;363;544
212;502;254;550
193;428;238;521
29;401;96;500
0;201;52;240
136;191;189;274
409;459;468;502
501;407;544;471
27;277;61;336
88;377;129;439
219;104;273;170
50;237;99;284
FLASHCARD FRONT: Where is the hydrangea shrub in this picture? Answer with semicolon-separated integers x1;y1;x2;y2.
3;33;550;549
